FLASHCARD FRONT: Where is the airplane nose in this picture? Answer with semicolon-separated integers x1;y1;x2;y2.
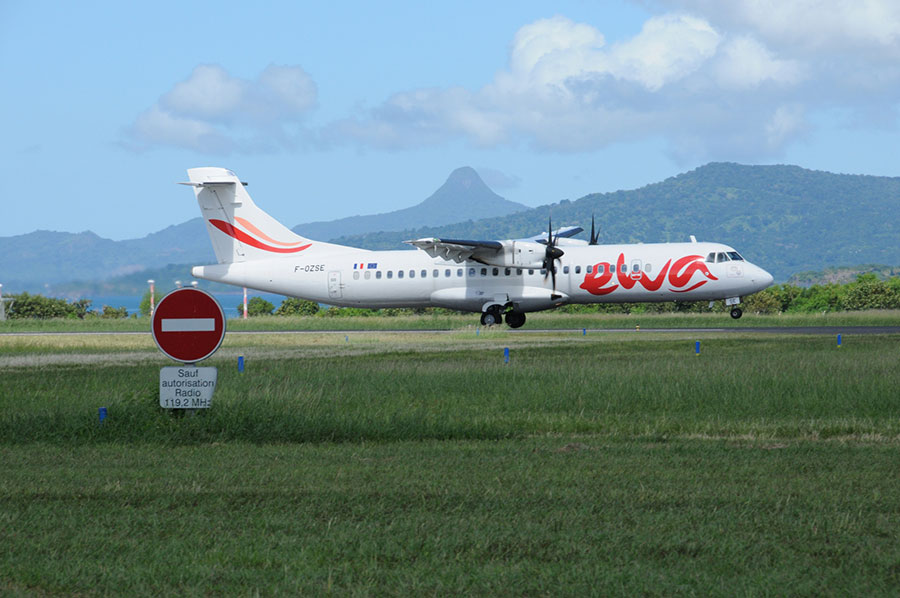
758;267;774;288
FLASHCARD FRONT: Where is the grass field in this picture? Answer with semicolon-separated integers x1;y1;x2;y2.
3;308;900;333
1;328;899;595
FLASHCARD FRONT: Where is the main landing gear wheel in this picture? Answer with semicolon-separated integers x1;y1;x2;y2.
505;311;526;329
730;307;743;319
480;306;503;326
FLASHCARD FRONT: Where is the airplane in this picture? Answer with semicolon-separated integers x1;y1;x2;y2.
182;167;774;327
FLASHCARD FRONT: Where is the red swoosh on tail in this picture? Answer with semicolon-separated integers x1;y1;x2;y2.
234;217;307;247
210;220;311;254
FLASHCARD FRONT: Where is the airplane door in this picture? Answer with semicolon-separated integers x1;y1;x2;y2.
328;271;342;299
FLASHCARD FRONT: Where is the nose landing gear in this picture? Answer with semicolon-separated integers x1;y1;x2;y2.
730;307;743;319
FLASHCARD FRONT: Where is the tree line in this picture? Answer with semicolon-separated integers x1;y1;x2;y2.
4;273;900;320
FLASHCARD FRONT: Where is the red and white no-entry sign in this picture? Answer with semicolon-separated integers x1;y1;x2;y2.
151;288;226;363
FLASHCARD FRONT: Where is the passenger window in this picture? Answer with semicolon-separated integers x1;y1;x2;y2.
528;269;534;275
620;264;627;273
433;269;438;277
408;270;414;278
376;271;382;279
575;266;581;274
457;269;463;277
398;270;404;279
492;268;498;276
563;266;569;274
540;268;547;275
645;264;652;273
353;271;360;280
504;268;511;276
444;269;450;277
478;268;485;276
716;252;728;263
387;271;393;279
469;268;476;277
421;270;427;278
587;265;593;274
632;263;640;273
706;253;716;263
365;271;371;280
516;269;522;276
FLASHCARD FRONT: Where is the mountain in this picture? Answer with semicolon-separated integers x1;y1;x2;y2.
0;167;522;292
332;163;900;282
292;167;528;240
0;219;214;291
3;162;900;292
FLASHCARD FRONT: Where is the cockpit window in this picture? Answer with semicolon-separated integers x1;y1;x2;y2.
727;251;744;261
706;253;716;263
716;252;729;263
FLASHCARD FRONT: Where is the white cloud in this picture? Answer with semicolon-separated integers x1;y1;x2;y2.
657;0;900;54
328;13;807;160
160;65;245;121
327;4;899;162
765;104;807;150
127;2;900;162
607;14;720;90
712;35;805;89
126;64;317;153
130;105;234;154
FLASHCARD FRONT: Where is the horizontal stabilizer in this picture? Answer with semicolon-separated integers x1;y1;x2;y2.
178;180;248;187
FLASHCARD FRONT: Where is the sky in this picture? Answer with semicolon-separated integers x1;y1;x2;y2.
2;0;899;240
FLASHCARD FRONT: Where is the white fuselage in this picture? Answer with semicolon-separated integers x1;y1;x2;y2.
192;241;773;313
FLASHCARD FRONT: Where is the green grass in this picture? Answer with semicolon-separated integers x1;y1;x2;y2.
2;440;899;596
2;308;899;333
2;331;900;595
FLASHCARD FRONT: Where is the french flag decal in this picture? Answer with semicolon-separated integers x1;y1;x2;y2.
353;263;378;269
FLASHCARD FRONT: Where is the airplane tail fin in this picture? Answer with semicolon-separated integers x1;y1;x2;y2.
183;167;315;263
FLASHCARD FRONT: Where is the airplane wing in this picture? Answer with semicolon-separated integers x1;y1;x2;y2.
527;226;583;244
406;225;585;263
405;238;503;263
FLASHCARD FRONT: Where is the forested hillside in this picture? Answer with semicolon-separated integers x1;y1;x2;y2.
335;163;900;281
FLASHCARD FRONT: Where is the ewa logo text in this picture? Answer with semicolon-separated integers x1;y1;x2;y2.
579;253;718;296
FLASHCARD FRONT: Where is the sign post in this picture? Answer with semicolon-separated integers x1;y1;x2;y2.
151;288;226;410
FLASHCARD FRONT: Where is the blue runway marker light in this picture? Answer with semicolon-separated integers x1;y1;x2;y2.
583;328;586;336
238;355;244;373
504;347;510;364
695;341;701;355
476;328;480;336
837;334;842;347
98;407;107;423
345;335;349;343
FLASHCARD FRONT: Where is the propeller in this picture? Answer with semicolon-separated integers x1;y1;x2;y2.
589;213;600;245
542;217;565;296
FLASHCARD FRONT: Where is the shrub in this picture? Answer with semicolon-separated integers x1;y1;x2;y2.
100;305;129;319
238;296;275;317
7;293;93;319
275;298;319;316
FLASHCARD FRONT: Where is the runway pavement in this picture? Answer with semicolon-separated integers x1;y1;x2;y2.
2;326;900;336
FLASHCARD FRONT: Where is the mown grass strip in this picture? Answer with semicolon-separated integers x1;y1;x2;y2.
2;309;900;333
1;439;898;596
2;334;899;445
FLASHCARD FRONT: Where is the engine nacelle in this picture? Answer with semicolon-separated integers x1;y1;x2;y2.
476;241;546;269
